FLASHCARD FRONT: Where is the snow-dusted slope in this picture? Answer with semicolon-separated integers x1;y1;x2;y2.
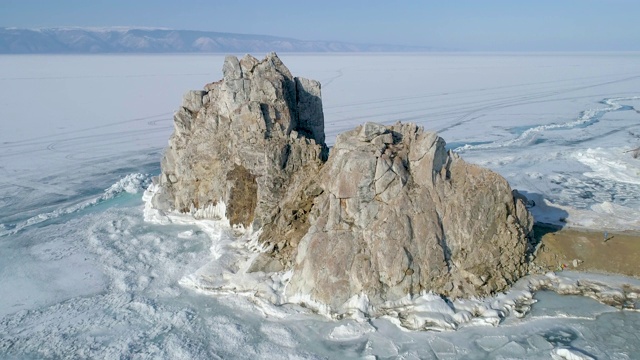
0;27;433;54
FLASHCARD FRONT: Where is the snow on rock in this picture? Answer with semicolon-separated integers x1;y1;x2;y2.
528;271;640;310
328;321;376;341
143;191;541;332
103;173;151;198
145;53;537;326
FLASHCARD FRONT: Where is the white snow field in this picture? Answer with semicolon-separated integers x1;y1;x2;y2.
1;53;640;359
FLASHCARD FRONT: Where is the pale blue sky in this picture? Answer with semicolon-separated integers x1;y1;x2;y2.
2;0;639;51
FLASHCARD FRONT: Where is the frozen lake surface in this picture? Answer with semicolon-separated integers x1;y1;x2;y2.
1;53;639;358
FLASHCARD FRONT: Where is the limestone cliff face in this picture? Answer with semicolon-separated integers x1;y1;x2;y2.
152;53;327;229
152;53;534;312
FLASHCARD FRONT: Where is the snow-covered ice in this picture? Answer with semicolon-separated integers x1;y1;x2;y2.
1;53;640;358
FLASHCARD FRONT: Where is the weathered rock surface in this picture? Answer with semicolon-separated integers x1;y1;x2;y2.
152;52;327;230
151;53;534;313
284;122;533;309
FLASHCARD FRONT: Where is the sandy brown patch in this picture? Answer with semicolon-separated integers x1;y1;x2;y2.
534;224;640;278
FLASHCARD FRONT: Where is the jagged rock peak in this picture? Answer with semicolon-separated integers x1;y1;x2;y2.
151;52;327;230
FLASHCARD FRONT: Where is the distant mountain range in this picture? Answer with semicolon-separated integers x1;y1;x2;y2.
0;27;434;54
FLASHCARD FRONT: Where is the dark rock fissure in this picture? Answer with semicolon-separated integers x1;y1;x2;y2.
438;216;453;272
225;165;257;228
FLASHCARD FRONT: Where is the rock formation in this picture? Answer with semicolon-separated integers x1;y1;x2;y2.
151;53;534;313
151;53;327;230
284;122;533;309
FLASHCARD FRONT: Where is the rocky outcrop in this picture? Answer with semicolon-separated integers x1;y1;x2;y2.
151;52;327;230
151;53;534;313
284;122;533;310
